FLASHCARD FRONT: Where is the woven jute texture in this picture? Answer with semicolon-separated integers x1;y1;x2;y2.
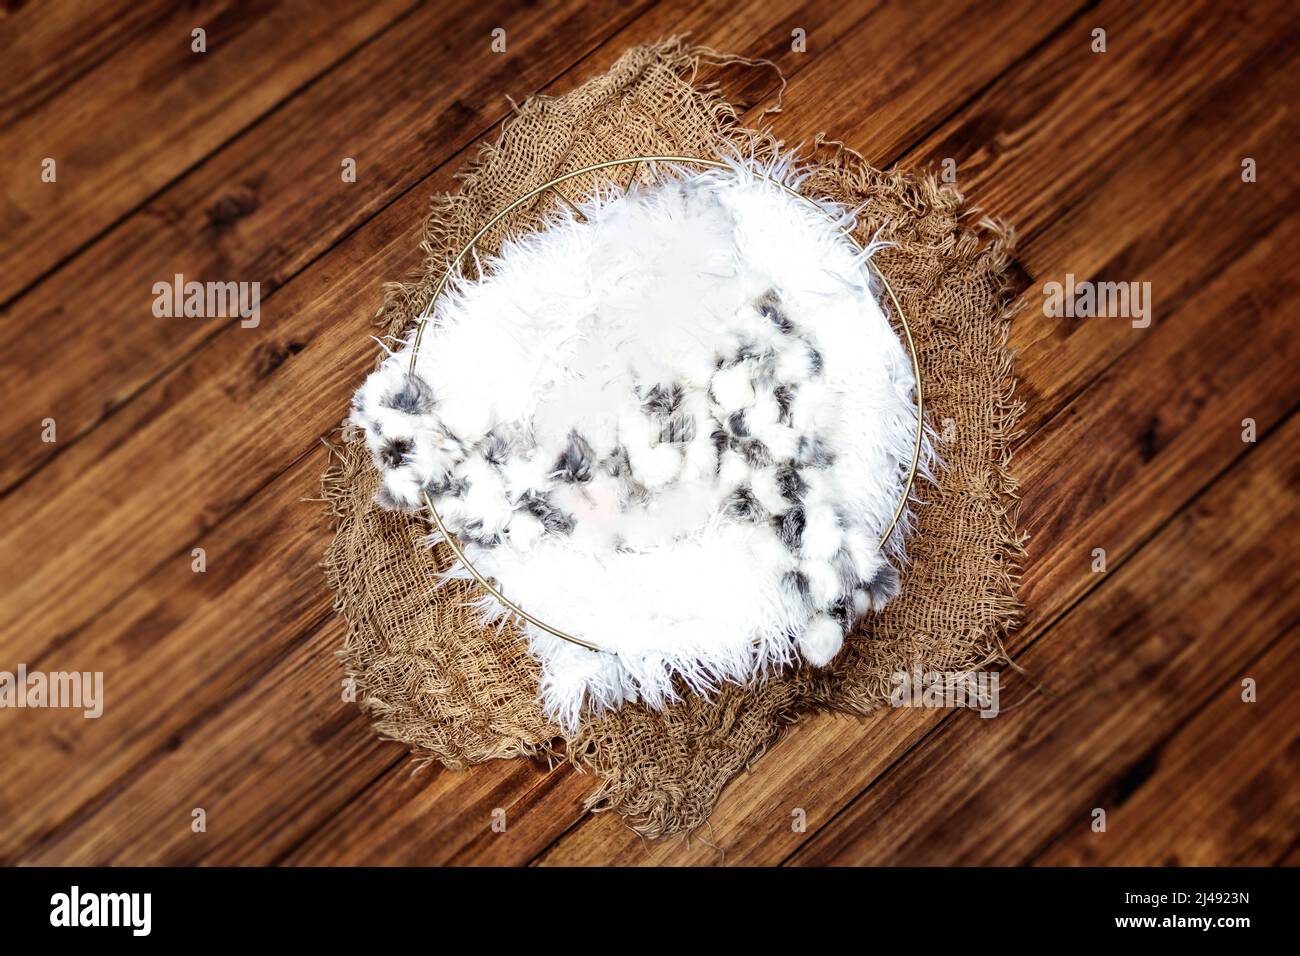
322;38;1026;837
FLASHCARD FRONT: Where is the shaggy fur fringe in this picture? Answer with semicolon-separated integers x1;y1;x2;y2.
350;153;935;728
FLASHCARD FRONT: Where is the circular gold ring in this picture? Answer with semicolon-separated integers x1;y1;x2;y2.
409;156;923;653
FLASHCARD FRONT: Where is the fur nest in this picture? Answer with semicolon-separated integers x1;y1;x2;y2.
351;157;933;727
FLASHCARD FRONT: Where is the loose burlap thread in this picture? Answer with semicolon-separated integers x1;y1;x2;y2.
322;38;1026;837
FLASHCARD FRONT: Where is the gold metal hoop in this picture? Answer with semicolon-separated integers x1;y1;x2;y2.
410;156;924;654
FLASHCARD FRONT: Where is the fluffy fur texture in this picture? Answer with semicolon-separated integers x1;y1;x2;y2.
350;157;931;727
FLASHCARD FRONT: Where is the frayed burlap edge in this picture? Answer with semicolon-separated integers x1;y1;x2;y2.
322;37;1026;835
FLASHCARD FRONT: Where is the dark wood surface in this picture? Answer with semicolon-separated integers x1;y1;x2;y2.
1;0;1295;866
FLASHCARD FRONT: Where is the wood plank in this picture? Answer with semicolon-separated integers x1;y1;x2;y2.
768;0;1089;160
0;0;416;303
1275;839;1300;866
788;411;1300;865
18;615;399;866
2;0;872;867
7;0;1293;867
0;0;650;494
0;0;173;130
0;451;339;860
532;0;1300;865
1036;630;1300;866
2;439;588;866
1;441;586;865
286;759;598;866
906;0;1300;437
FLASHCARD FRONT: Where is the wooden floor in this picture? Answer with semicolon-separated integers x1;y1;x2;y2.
1;0;1296;867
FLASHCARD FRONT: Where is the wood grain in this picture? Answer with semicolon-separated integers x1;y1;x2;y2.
1037;627;1300;867
0;0;417;303
0;0;174;130
0;0;1294;867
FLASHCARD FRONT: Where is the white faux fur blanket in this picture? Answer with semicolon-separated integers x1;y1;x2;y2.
351;159;929;727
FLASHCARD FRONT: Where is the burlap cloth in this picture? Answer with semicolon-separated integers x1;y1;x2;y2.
323;38;1025;837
